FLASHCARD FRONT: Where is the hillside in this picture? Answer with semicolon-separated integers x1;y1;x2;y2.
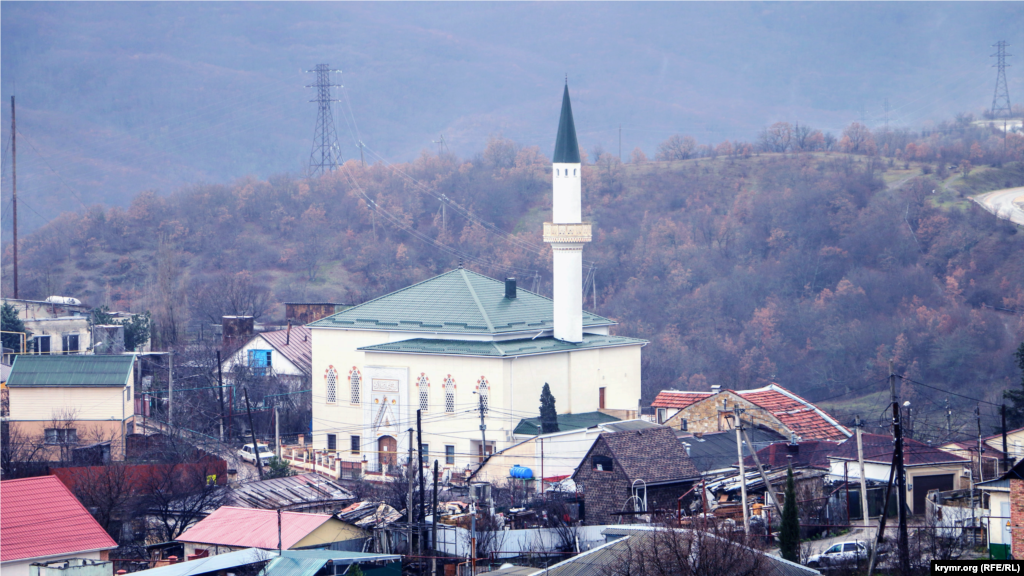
5;118;1024;440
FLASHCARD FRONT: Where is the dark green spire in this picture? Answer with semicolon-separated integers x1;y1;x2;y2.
552;83;580;163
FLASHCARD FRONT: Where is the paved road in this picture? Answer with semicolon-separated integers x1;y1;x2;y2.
974;186;1024;226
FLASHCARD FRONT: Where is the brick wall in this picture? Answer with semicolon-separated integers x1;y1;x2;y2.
575;438;630;526
664;392;793;439
1011;479;1024;557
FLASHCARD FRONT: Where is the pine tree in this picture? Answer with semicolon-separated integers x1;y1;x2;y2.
539;383;559;434
780;466;800;562
1;304;28;352
1004;343;1024;428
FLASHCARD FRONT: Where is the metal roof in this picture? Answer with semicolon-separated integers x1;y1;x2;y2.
258;325;313;376
129;549;278;576
552;84;581;164
360;334;646;358
176;506;334;549
262;550;401;576
223;473;355;511
678;427;788;473
6;354;134;387
514;411;622;436
309;269;614;335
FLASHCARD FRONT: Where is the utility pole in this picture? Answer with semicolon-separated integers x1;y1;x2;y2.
1003;404;1011;473
417;409;425;574
740;424;782;516
733;408;749;534
991;41;1013;119
946;397;952;437
890;361;910;574
305;64;343;177
856;415;870;527
866;453;898;576
275;405;281;459
977;405;985;483
244;387;264;480
9;95;16;295
407;427;414;558
477;393;487;463
359;141;365;168
432;459;439;576
216;351;225;442
167;353;174;428
278;508;283;554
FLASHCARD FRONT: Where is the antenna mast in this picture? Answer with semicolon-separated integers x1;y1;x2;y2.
991;41;1012;119
305;64;343;176
11;96;17;298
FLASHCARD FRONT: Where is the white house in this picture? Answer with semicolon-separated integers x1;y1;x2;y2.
219;323;312;389
308;84;646;477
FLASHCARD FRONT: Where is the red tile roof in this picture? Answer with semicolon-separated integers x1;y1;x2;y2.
1;476;117;562
176;506;333;549
651;391;713;409
738;385;851;441
830;433;968;466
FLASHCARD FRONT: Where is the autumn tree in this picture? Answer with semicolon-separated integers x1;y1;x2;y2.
656;135;697;161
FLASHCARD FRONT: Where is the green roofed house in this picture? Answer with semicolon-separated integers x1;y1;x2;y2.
308;85;646;479
5;355;136;461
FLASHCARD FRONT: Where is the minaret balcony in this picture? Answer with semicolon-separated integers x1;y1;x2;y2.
543;222;592;244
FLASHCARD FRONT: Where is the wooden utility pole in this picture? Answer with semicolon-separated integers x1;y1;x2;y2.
856;415;870;526
866;452;898;576
890;361;910;574
167;353;174;427
407;427;414;557
275;405;281;459
278;508;283;554
244;387;263;480
978;405;985;483
733;409;749;534
432;459;439;576
1003;404;1011;473
10;96;17;298
740;424;782;516
216;351;225;442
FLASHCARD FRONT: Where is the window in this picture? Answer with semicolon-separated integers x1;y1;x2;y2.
599;387;606;409
573;169;577;176
826;544;842;554
556;168;560;177
350;368;361;404
248;350;272;376
445;445;455;465
421;444;429;464
34;335;51;355
351;435;360;455
592;455;614;472
657;408;666;424
45;428;77;445
327;434;337;451
477;377;489;413
843;543;859;552
126;386;131;401
325;366;338;404
444;376;455;413
418;374;429;412
62;334;80;355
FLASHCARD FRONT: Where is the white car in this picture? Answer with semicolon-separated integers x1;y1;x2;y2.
238;443;274;466
807;540;868;568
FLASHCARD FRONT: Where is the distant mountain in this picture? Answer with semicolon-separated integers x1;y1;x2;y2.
2;2;1022;230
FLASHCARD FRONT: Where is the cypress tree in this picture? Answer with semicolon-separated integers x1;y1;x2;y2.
539;383;559;434
780;466;800;562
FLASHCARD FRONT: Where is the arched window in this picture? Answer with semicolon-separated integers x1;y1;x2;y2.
573;168;577;176
349;368;361;404
556;168;560;177
418;374;429;412
325;366;338;404
444;376;456;414
477;377;489;413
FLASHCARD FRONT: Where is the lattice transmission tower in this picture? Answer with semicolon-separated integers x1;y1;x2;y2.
991;41;1012;119
306;64;343;176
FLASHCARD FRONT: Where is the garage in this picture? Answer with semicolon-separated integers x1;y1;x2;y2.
912;473;955;514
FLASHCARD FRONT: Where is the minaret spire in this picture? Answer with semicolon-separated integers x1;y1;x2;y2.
544;83;591;343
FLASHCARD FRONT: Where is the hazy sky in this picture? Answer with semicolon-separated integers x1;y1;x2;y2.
2;2;1022;231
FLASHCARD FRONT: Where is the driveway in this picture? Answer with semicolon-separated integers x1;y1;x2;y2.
974;186;1024;226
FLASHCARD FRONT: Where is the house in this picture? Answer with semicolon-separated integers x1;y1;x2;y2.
827;433;969;516
679;426;787;476
652;384;851;441
5;355;136;460
218;323;312;389
572;426;700;525
983;426;1024;468
511;411;621;440
1;476;118;576
175;506;368;556
989;457;1024;559
471;419;663;485
486;526;819;576
309;85;645;477
3;297;91;356
939;440;1004;480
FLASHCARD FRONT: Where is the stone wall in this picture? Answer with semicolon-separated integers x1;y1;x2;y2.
663;392;793;439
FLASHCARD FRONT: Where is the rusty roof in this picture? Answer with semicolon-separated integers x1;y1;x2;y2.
224;473;355;511
258;325;312;376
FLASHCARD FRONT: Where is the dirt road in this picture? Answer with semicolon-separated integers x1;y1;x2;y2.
974;186;1024;226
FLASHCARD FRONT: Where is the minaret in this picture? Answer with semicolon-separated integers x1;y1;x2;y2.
544;83;591;343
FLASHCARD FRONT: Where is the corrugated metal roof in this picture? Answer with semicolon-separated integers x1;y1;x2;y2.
176;506;333;549
678;427;787;473
261;551;401;576
6;354;134;387
514;411;622;436
0;476;117;562
129;549;278;576
259;325;313;376
309;269;615;335
829;433;968;466
360;334;646;358
224;473;355;511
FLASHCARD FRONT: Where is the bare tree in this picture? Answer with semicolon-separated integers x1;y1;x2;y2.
0;422;45;479
192;270;273;323
604;523;769;576
47;408;81;466
138;436;227;541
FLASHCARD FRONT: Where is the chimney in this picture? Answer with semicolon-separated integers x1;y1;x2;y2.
286;320;292;345
505;278;517;299
711;384;721;394
770;443;780;466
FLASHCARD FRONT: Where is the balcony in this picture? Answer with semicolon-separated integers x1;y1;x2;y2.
542;222;592;244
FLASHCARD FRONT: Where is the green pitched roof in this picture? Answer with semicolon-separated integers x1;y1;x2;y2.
513;411;622;436
309;268;615;335
6;355;134;387
552;83;581;163
358;334;646;357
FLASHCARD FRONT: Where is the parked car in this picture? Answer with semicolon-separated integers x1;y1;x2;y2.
238;443;274;465
806;541;868;568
